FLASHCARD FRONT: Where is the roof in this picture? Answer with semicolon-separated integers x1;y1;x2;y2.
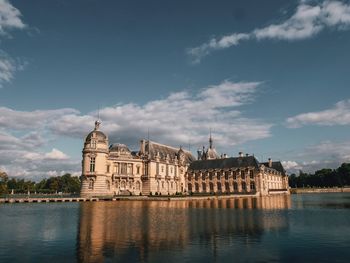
145;140;196;163
261;161;286;175
109;143;130;152
85;130;107;141
188;156;260;171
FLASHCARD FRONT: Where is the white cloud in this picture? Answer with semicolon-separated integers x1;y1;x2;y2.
286;99;350;128
0;0;26;87
0;0;25;34
282;140;350;174
0;80;273;180
188;0;350;63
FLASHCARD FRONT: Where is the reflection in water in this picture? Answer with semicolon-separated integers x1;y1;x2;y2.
77;195;291;262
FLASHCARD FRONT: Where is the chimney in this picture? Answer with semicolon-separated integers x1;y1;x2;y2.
268;158;272;168
140;139;146;154
239;152;243;157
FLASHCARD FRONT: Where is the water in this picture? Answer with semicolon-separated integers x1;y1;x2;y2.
1;193;350;263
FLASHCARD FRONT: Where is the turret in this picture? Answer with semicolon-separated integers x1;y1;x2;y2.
81;121;110;197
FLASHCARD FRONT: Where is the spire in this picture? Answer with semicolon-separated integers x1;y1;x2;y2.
209;128;213;149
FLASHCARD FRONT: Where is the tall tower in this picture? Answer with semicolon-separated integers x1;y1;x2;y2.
80;120;111;197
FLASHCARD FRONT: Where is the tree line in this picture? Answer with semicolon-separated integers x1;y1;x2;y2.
289;163;350;188
0;172;80;195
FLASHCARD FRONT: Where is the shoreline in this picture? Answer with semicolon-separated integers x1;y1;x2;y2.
0;192;290;203
290;187;350;194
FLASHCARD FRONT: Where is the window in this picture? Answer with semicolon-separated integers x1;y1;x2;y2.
121;163;127;174
250;170;254;179
217;182;222;192
202;173;206;180
106;165;110;173
242;182;246;191
88;179;94;190
171;182;173;189
209;172;213;180
233;182;238;191
195;174;199;181
250;182;255;190
161;166;164;173
136;181;141;190
90;157;95;172
106;180;110;190
225;182;230;192
195;183;199;192
209;182;214;191
233;174;237;180
188;183;192;192
162;181;165;189
225;171;229;180
241;170;245;180
170;167;173;174
217;172;221;180
91;140;96;148
202;183;206;192
137;166;140;174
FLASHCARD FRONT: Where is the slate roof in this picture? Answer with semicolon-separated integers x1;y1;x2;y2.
188;156;260;171
145;140;196;163
261;161;286;175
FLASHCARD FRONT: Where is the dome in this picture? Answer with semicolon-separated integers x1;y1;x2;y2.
206;148;220;159
109;143;131;153
85;130;107;142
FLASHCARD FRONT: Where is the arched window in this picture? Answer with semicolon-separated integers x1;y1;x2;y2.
202;173;206;180
88;179;94;190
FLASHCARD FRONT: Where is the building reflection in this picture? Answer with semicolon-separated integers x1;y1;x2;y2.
77;195;291;262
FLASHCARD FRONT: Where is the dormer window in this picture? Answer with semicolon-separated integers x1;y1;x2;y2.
91;140;96;149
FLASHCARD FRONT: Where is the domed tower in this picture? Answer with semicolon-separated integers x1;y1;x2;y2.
80;120;111;197
205;131;220;159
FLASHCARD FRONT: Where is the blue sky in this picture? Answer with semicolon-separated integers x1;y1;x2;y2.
1;0;350;180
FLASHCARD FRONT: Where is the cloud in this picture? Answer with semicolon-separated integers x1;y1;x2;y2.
188;0;350;63
0;80;273;180
282;140;350;174
286;99;350;128
0;0;26;86
0;0;25;34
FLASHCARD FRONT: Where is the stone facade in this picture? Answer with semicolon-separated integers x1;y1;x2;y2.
80;121;194;197
80;121;289;197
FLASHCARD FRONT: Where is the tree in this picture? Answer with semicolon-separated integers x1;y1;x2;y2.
0;171;8;194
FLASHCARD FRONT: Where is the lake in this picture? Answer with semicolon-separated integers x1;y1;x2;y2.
0;193;350;262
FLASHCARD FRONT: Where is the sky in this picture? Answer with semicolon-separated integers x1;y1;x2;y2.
1;0;350;180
